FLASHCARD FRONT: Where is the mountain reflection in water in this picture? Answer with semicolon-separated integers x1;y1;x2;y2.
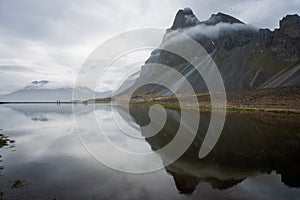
126;104;300;194
0;103;300;199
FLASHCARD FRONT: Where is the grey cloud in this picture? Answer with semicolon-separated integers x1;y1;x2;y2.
187;0;300;29
0;0;299;93
24;80;51;90
183;22;258;39
0;65;34;72
31;80;50;85
0;0;118;47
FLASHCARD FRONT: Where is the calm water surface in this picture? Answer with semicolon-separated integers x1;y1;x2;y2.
0;104;300;199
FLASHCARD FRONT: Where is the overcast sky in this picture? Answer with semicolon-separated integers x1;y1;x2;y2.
0;0;299;94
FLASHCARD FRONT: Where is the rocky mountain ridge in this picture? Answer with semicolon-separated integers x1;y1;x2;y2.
119;8;300;96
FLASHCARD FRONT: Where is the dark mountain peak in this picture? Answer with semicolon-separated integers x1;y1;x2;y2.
171;9;244;30
171;7;200;30
204;12;244;25
271;14;300;62
182;7;193;15
278;14;300;38
280;14;300;27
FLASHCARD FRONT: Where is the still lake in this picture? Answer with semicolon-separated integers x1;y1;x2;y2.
0;104;300;199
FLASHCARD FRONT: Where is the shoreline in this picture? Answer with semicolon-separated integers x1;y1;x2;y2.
1;86;299;114
129;101;300;114
1;101;299;114
127;86;300;114
0;101;88;104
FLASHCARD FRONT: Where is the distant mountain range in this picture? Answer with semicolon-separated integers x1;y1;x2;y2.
117;8;300;96
0;86;111;102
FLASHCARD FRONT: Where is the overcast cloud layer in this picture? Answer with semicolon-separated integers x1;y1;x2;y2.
0;0;299;94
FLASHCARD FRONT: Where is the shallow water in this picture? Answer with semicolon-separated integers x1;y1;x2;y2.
0;104;300;199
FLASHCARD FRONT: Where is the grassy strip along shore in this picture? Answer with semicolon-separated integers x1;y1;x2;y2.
127;86;300;114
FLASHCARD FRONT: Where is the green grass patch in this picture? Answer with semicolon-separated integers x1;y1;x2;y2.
11;179;22;189
129;101;300;115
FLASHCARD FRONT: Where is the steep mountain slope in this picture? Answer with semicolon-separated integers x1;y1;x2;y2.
117;8;300;96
